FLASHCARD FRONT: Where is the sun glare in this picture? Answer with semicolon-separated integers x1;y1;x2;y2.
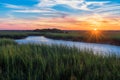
94;28;97;31
86;29;104;42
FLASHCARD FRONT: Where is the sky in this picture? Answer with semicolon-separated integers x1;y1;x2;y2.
0;0;120;30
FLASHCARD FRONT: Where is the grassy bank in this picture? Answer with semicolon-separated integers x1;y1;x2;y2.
0;39;120;80
1;30;120;45
0;31;43;39
42;31;120;45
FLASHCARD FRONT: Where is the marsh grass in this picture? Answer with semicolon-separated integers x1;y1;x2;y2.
0;39;120;80
0;31;41;39
0;38;17;46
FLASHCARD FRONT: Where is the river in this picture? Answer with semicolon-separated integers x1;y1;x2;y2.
15;36;120;55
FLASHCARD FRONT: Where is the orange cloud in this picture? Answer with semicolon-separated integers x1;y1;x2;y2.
0;16;120;30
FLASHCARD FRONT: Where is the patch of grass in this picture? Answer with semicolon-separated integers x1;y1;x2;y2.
0;39;120;80
43;31;120;45
0;31;42;39
43;32;85;41
0;38;17;46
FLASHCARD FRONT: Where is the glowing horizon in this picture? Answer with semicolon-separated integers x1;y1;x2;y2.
0;0;120;30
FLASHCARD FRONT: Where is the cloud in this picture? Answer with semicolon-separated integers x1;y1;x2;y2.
12;8;68;18
1;0;120;19
93;3;120;17
13;8;54;13
10;0;110;18
37;0;87;10
36;0;109;11
2;3;27;9
1;2;68;18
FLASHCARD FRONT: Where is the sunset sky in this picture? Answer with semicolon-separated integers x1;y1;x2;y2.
0;0;120;30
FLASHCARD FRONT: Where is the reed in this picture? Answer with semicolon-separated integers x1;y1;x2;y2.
0;39;119;80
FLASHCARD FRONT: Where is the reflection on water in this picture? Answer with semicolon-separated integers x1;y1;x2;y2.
15;36;120;55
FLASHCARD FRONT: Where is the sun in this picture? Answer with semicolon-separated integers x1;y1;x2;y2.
94;28;97;31
86;28;104;43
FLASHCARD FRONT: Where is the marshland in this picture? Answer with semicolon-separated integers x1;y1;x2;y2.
1;0;120;79
0;30;120;80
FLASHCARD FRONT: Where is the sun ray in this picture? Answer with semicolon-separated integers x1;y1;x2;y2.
85;30;105;43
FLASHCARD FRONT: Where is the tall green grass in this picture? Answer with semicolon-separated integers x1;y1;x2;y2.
0;31;42;39
0;38;17;46
0;39;120;80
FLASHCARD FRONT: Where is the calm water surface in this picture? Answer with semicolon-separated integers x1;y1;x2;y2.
15;36;120;55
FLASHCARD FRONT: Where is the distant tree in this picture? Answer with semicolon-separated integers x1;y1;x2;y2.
33;28;64;33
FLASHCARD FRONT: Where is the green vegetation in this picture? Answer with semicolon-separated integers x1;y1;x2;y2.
0;31;42;39
34;28;64;33
41;31;120;45
0;39;120;80
1;30;120;45
43;32;84;41
104;31;120;40
0;38;17;46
